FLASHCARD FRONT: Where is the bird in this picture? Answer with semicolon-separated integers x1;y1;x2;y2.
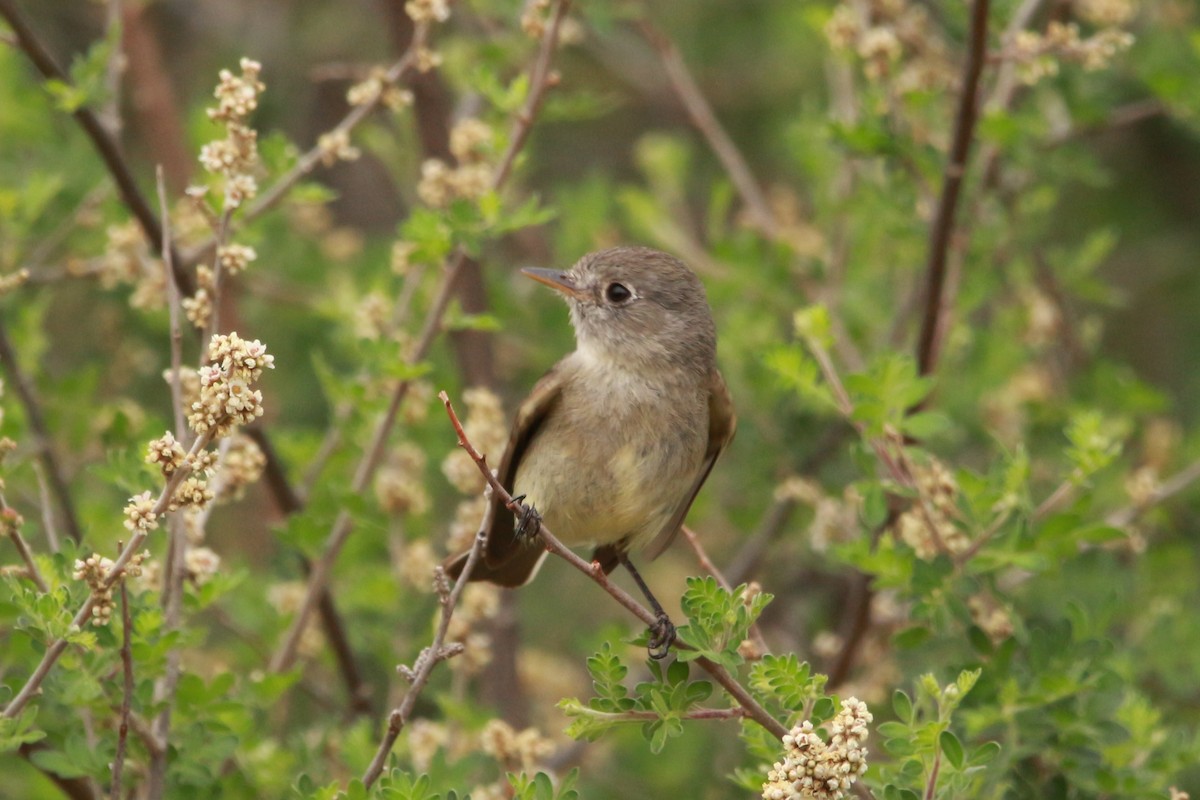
444;246;735;655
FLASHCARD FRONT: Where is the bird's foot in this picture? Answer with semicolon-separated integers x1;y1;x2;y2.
512;495;542;541
647;612;676;660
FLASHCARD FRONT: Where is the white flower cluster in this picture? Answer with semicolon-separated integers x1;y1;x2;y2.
416;119;495;208
763;698;873;800
198;58;264;208
405;0;450;24
146;431;188;477
187;333;275;439
73;550;150;626
123;491;159;533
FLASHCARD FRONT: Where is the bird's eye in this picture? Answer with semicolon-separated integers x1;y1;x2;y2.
605;282;633;303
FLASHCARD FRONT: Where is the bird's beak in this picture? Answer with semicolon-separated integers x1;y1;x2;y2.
521;267;584;299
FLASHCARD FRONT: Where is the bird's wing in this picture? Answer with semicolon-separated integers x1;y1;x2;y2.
643;366;736;560
482;364;566;569
443;365;564;586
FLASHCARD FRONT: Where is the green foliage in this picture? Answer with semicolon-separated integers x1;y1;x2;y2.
746;655;827;719
674;577;772;669
2;0;1199;798
559;645;714;753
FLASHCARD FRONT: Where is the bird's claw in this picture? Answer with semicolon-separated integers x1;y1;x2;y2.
647;612;676;660
513;496;541;541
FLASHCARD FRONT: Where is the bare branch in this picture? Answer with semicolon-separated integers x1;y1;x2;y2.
110;582;133;800
915;0;992;376
0;318;83;545
0;0;192;294
31;461;61;553
439;391;789;741
1;500;49;593
679;525;733;593
157;168;186;441
180;25;431;265
361;535;485;788
270;0;572;676
1106;458;1200;529
637;20;777;237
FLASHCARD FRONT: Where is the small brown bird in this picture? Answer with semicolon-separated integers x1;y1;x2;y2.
445;247;735;653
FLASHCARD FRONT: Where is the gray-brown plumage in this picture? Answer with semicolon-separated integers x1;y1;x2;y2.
445;246;735;588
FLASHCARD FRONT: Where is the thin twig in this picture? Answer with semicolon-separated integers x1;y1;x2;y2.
924;746;942;800
2;501;49;593
0;0;191;294
637;20;777;237
439;391;789;741
110;581;133;800
915;0;992;376
30;462;61;553
179;26;430;266
269;0;572;676
568;706;750;723
146;512;186;798
680;525;733;593
361;535;485;787
157;167;186;440
2;429;215;720
1106;458;1200;528
99;0;123;139
0;318;83;545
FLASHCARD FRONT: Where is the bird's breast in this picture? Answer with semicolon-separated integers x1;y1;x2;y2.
512;361;709;550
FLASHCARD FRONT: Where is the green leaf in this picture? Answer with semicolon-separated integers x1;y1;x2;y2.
939;729;964;769
892;689;913;723
748;654;824;711
30;748;90;778
675;578;772;668
969;741;1002;766
902;411;951;440
876;721;910;739
584;642;633;712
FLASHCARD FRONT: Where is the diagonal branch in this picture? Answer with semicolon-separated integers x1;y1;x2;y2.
180;23;430;265
360;531;485;788
0;314;83;545
0;0;373;713
3;428;216;719
439;391;789;741
110;581;134;800
269;0;572;676
915;0;992;376
0;0;192;295
635;20;867;374
637;19;777;238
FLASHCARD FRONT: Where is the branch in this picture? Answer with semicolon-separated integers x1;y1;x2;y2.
269;0;571;676
179;24;431;265
110;582;133;800
2;428;215;720
1106;458;1200;529
637;20;777;237
915;0;992;376
361;535;485;788
31;461;61;554
679;525;733;593
1;503;49;593
157;168;186;441
10;59;351;701
0;0;192;294
439;391;789;741
0;316;83;545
